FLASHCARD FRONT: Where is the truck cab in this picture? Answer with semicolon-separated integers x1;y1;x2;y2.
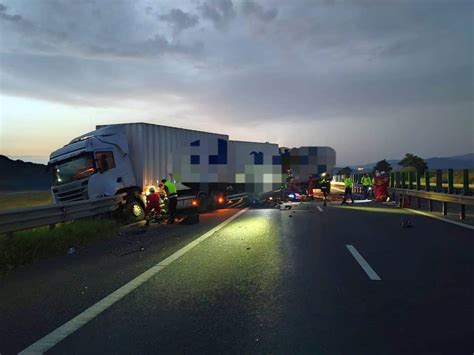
49;129;136;205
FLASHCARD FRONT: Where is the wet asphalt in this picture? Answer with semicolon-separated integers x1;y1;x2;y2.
1;201;473;355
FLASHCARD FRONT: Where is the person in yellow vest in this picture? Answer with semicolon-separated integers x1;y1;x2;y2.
161;178;178;224
361;173;372;199
341;174;354;205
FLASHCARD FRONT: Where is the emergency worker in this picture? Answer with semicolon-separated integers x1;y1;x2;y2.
319;172;332;206
307;175;315;200
145;187;161;225
361;173;372;199
161;178;178;224
341;174;355;205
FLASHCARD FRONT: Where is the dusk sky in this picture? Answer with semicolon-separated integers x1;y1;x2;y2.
0;0;472;166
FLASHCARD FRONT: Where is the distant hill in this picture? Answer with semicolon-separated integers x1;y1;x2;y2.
425;153;474;169
0;155;52;191
348;153;474;172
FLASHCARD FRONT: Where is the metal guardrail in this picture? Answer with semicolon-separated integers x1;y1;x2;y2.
226;193;248;202
0;194;125;235
390;188;474;220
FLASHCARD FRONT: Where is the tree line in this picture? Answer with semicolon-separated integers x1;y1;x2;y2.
337;153;428;176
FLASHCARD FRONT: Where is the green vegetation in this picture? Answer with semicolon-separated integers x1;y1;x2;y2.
0;191;52;211
373;159;392;172
399;153;428;173
0;155;51;191
337;166;353;176
0;219;119;273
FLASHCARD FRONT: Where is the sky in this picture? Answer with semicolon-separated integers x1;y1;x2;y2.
0;0;472;166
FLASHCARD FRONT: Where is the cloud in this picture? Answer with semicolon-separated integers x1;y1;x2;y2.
159;9;199;35
241;1;277;22
199;0;235;30
0;2;21;21
0;1;203;59
0;0;472;164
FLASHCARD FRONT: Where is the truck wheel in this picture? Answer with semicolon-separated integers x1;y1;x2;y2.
127;198;145;221
197;194;208;213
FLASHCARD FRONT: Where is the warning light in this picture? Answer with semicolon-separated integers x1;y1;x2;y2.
218;197;224;204
192;200;198;206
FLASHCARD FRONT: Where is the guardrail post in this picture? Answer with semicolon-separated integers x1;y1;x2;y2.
401;172;407;189
416;172;421;191
398;193;403;208
395;172;401;188
390;172;395;188
442;201;448;216
463;169;469;195
460;204;465;220
408;172;414;190
425;171;430;192
428;199;433;211
447;169;454;194
436;169;443;192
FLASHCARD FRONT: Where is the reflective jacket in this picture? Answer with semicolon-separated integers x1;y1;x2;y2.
361;176;372;186
164;181;177;198
344;177;353;188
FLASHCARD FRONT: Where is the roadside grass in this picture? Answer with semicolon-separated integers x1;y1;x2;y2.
0;219;119;273
0;191;52;211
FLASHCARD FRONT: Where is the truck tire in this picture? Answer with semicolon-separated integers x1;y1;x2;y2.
197;193;208;213
127;198;145;221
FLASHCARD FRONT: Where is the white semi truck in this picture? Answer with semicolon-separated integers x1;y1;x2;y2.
48;123;282;219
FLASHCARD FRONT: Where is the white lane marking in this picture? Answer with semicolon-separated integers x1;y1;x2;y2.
405;208;474;231
346;245;381;281
19;208;249;355
316;206;323;212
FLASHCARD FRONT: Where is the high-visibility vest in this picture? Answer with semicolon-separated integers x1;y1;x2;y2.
344;177;353;188
164;181;177;197
361;176;371;186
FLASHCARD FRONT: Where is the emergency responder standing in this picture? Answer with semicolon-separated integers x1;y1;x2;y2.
341;174;355;205
145;187;160;225
307;175;315;200
161;178;178;224
361;173;372;199
319;172;332;206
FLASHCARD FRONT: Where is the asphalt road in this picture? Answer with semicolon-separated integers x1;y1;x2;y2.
1;201;473;355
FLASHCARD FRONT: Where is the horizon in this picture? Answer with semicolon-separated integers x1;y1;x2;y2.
1;0;473;165
3;151;473;168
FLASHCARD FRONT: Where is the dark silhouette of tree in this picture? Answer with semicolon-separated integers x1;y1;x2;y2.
373;159;392;172
337;166;352;176
398;153;428;173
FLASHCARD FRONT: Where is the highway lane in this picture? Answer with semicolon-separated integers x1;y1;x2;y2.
0;209;241;355
2;201;473;354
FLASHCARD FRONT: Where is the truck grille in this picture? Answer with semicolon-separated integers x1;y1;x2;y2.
52;179;89;203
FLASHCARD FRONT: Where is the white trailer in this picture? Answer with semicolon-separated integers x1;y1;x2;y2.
49;122;282;218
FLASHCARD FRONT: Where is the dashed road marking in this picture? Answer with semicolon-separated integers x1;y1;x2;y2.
346;245;381;281
316;206;323;212
19;208;249;355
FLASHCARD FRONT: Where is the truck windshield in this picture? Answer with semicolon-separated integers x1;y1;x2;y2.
53;153;96;186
